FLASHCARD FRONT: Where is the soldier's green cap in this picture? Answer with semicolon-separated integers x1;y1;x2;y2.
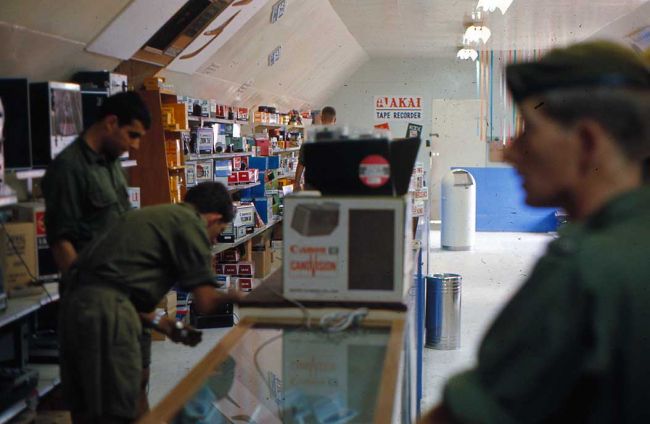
506;41;650;103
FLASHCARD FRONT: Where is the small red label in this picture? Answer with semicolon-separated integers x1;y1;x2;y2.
359;155;390;188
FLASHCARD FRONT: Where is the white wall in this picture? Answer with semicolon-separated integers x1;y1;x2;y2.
324;57;481;218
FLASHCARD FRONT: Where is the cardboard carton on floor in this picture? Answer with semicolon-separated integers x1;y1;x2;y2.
0;222;38;296
252;249;272;279
36;411;72;424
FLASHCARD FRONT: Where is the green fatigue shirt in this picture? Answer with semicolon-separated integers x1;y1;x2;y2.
42;137;131;253
73;203;214;312
444;186;650;423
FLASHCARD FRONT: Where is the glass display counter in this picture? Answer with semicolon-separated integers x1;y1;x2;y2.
139;316;406;424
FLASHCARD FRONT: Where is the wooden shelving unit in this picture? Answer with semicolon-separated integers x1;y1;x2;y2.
130;90;188;207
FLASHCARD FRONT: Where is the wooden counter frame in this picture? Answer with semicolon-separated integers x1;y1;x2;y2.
138;315;407;424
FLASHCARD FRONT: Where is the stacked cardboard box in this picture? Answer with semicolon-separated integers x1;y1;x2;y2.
0;222;37;297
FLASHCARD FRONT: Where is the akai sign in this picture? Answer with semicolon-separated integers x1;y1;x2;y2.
374;96;423;121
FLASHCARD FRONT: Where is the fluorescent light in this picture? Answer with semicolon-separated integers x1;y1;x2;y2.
457;48;479;61
477;0;514;14
463;25;491;44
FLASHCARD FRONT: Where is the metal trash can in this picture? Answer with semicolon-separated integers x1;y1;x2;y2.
441;169;476;250
425;274;462;350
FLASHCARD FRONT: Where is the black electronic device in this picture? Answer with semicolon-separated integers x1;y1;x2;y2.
291;203;340;237
72;71;127;96
28;329;59;364
79;90;108;130
303;137;420;196
189;303;233;329
0;367;39;411
0;79;32;168
29;82;83;166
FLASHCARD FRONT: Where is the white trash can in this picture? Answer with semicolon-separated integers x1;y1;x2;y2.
441;169;476;250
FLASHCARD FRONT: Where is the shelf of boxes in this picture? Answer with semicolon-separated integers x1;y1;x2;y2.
227;182;261;193
0;283;59;329
185;152;254;161
188;116;249;126
270;147;301;155
0;284;60;424
212;217;282;255
0;363;61;424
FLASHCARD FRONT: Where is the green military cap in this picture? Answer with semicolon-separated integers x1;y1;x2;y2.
506;41;650;102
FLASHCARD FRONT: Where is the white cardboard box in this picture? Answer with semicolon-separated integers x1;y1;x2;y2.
283;195;412;304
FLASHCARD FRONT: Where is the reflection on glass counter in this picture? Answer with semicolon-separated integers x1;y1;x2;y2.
140;318;405;424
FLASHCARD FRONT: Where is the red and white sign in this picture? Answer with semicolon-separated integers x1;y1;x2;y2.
374;96;423;121
288;245;339;278
359;155;390;188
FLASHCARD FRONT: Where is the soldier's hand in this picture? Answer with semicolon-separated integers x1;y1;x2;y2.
168;321;203;347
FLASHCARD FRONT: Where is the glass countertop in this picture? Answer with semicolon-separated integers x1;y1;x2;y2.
169;324;392;424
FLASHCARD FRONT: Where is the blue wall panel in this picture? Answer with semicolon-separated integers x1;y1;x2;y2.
458;167;558;232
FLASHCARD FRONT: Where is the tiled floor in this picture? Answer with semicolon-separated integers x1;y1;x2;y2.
149;231;554;417
421;231;553;411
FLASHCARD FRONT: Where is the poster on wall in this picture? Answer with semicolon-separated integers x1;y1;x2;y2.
405;123;422;139
374;96;423;121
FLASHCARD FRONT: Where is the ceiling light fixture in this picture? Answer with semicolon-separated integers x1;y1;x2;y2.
476;0;514;14
463;25;491;44
457;48;479;61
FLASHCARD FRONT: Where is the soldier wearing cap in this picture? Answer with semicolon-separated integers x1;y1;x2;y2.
421;41;650;423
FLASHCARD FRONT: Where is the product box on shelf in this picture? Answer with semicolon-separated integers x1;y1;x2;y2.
214;160;232;177
217;233;235;243
215;274;231;289
237;262;254;276
209;99;217;118
185;162;197;187
237;170;258;184
283;194;412;304
0;222;37;296
196;128;214;154
235;277;253;292
227;174;239;185
199;100;210;117
196;160;213;182
216;104;227;119
223;264;238;275
215;263;224;274
254;135;271;156
254;197;274;224
218;249;240;263
232;156;243;171
237;108;249;121
12;202;58;281
252;248;272;278
234;203;257;227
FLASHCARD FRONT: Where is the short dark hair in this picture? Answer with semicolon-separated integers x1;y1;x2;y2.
540;88;650;161
184;182;235;223
321;106;336;123
98;91;151;130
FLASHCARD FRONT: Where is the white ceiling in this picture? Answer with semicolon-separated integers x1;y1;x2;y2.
329;0;649;57
0;0;647;109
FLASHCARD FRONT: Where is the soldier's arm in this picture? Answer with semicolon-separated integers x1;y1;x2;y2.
43;161;85;271
51;239;77;272
293;162;304;191
191;284;243;315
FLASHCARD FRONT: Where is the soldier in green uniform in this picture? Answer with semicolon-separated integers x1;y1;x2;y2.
422;41;650;423
59;182;240;424
43;91;150;272
42;91;153;417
